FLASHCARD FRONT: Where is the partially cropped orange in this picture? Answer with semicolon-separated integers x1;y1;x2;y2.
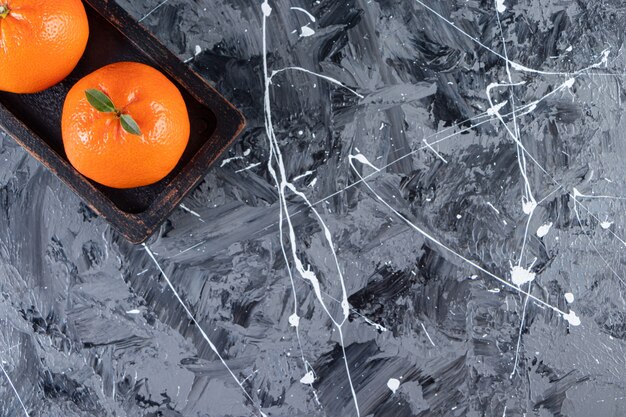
0;0;89;93
62;62;190;189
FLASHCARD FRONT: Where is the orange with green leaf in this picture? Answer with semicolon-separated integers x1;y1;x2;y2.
61;62;190;189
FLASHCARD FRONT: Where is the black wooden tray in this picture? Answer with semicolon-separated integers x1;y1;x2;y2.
0;0;245;243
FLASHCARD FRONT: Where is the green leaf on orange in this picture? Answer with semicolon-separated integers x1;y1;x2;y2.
85;89;116;113
120;114;142;136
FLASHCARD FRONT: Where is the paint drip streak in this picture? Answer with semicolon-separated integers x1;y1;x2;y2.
142;244;268;417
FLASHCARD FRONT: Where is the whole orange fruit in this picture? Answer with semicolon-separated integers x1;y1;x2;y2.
62;62;190;189
0;0;90;93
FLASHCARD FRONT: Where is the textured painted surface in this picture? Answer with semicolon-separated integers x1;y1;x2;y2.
1;0;625;416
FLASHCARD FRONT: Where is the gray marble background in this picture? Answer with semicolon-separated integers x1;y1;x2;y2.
0;0;625;416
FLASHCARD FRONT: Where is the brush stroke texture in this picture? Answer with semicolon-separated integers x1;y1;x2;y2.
0;0;625;416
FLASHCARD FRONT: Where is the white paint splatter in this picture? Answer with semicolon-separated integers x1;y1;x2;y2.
487;100;508;116
536;222;553;237
300;371;315;384
0;360;30;417
422;139;448;163
235;162;262;173
220;155;245;167
292;170;314;182
258;71;574;238
510;281;532;379
510;265;536;286
387;378;400;393
563;310;581;326
352;153;380;172
572;198;626;284
290;6;316;22
179;204;202;218
288;313;300;327
495;0;506;13
261;1;272;17
485;83;538;271
522;199;537;215
300;26;315;37
564;293;575;303
262;5;361;413
420;322;436;346
271;66;363;98
415;0;611;77
486;202;500;214
241;370;259;384
600;49;611;66
142;244;268;417
138;0;170;22
601;221;613;229
349;154;570;316
247;1;620;401
359;314;388;332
